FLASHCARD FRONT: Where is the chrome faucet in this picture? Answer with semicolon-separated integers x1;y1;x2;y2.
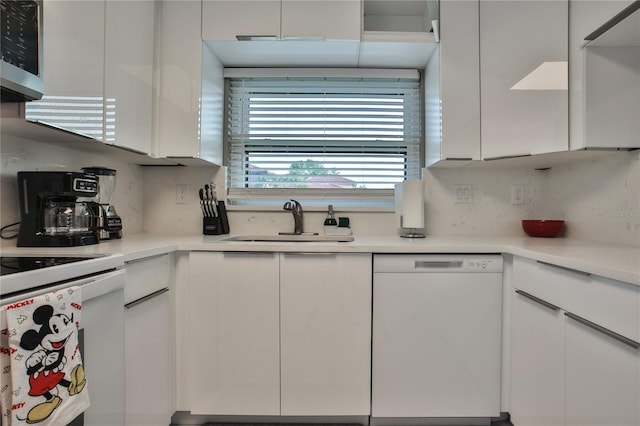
282;199;304;235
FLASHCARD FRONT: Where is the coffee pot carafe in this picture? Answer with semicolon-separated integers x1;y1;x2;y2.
81;167;122;240
17;171;101;247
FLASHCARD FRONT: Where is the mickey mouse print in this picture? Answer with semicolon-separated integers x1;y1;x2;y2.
2;287;90;425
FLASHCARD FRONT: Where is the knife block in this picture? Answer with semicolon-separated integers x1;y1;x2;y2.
202;201;230;235
203;217;224;235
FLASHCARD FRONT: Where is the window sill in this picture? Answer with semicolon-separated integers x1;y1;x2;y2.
225;203;394;214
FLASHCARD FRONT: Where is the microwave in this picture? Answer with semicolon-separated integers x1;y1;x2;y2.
0;0;43;102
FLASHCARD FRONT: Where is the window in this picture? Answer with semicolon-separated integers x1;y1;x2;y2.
225;69;423;207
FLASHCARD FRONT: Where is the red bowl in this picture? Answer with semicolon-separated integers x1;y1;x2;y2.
522;220;565;238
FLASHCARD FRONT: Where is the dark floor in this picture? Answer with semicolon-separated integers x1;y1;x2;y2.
188;419;514;426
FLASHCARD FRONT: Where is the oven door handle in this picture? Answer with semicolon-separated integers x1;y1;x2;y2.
75;270;125;302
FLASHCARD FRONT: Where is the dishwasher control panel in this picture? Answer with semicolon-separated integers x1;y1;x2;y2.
373;254;503;273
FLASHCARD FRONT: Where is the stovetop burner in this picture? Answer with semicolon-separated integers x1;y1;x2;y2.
0;256;98;276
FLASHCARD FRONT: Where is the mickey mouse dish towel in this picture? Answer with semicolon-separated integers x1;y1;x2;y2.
1;287;89;426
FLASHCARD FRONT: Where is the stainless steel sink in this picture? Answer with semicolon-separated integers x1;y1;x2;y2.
223;233;354;243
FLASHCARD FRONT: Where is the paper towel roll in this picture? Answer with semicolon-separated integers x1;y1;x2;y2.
395;180;426;237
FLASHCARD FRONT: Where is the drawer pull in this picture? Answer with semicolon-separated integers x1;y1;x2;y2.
483;153;531;161
222;251;276;257
565;312;640;350
125;287;169;309
515;289;560;311
537;260;591;277
125;253;169;265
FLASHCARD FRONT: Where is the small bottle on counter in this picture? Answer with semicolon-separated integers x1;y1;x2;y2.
323;204;338;235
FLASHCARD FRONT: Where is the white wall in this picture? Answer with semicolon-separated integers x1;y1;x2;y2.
541;151;640;244
0;134;144;246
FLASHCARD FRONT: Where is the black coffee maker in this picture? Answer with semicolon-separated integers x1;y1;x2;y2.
16;171;101;247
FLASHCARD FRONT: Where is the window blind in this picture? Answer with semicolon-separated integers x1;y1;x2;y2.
226;73;423;205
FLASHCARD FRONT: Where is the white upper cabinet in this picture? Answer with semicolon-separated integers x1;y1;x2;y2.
202;0;360;41
570;1;639;150
480;0;569;160
281;0;361;40
155;0;223;164
425;0;481;166
25;0;105;141
359;0;438;68
201;0;361;67
201;1;281;40
104;0;155;155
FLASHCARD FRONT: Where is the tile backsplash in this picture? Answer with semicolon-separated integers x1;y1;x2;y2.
1;133;638;247
0;134;144;246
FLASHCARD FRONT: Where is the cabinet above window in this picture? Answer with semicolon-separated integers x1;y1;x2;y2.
202;0;438;69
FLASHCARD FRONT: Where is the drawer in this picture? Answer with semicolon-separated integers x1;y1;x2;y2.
125;253;173;304
513;256;639;342
512;257;568;308
564;273;639;342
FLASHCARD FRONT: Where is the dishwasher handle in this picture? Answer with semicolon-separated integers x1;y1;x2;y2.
415;260;464;269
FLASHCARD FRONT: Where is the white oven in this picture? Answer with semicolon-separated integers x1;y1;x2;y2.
1;257;125;426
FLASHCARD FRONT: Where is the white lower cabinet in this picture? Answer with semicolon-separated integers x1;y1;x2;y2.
280;253;371;415
187;251;371;416
510;289;565;426
565;314;640;426
511;257;640;426
125;253;175;426
188;251;280;415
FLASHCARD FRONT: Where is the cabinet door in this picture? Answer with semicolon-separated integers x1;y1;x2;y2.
510;289;565;426
188;252;280;415
25;0;105;140
425;0;481;166
280;253;371;415
281;1;361;41
104;0;155;154
125;287;174;425
155;0;209;161
565;313;640;426
480;0;568;159
124;254;175;426
202;0;281;40
569;0;636;150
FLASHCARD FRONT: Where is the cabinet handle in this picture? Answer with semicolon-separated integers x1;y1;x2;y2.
515;289;560;311
222;251;276;257
125;253;168;265
565;312;640;350
125;287;169;309
483;153;531;161
235;35;279;41
537;260;591;277
283;252;337;257
584;1;640;41
443;157;474;161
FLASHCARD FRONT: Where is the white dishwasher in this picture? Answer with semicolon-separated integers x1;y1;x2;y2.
372;254;503;424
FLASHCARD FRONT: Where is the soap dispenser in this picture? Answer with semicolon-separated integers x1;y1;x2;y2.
323;204;338;234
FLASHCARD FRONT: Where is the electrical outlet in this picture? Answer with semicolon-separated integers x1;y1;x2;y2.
176;184;189;204
454;184;473;204
511;184;525;205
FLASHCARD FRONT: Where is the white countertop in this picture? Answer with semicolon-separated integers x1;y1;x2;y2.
2;233;639;286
